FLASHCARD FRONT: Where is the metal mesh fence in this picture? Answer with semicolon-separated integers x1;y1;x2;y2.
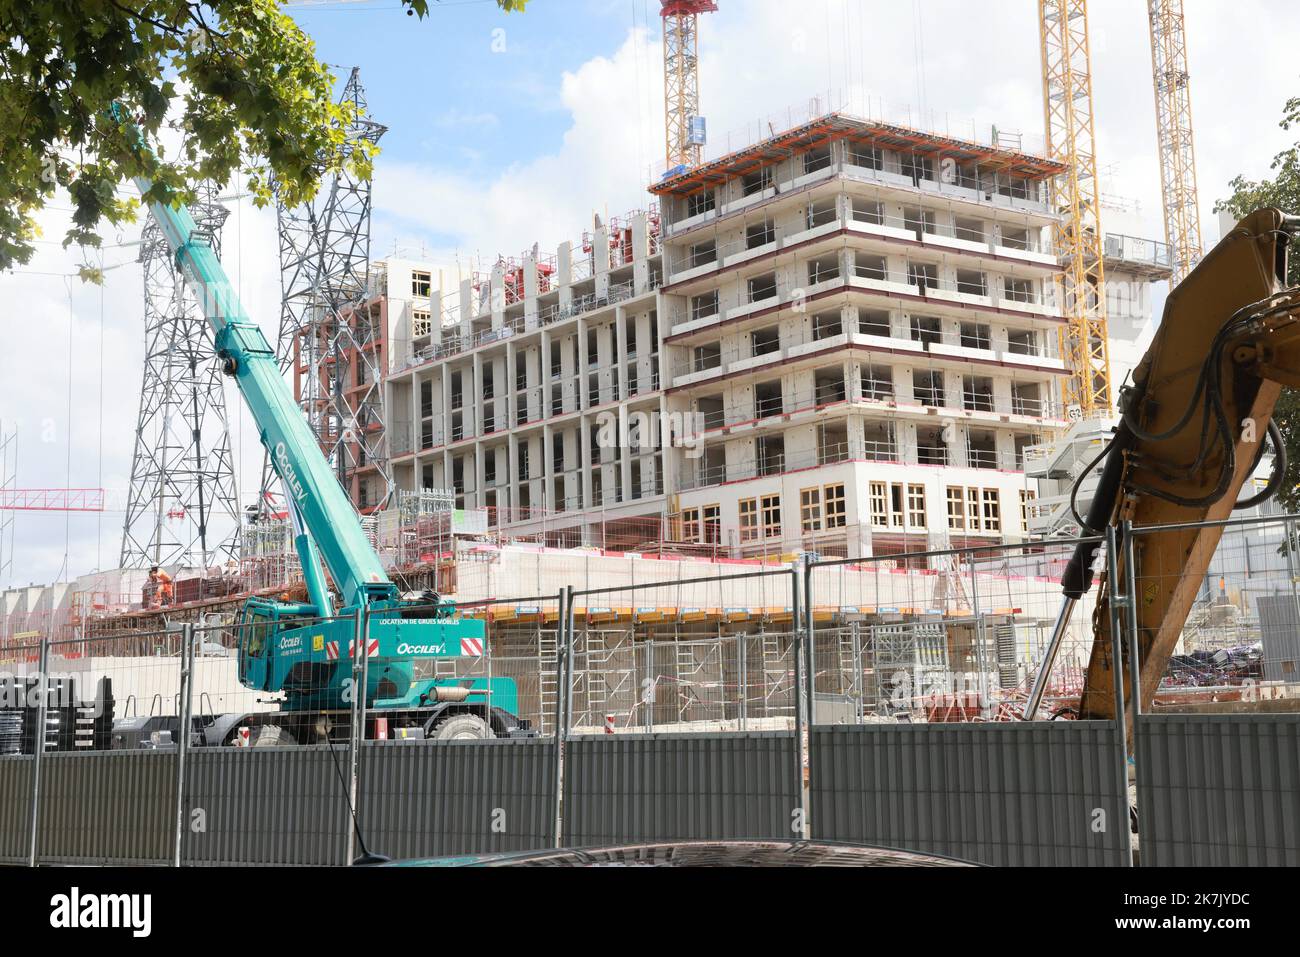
567;570;797;734
808;537;1102;722
1128;513;1300;714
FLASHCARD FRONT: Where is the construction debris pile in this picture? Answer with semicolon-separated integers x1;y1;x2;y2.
1163;644;1263;688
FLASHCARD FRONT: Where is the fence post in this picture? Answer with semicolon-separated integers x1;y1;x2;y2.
1286;517;1300;653
26;636;49;867
1104;525;1135;868
172;622;196;867
803;554;815;727
1121;520;1142;729
737;634;747;731
345;607;369;865
551;587;570;849
851;621;863;724
790;563;809;841
969;550;989;719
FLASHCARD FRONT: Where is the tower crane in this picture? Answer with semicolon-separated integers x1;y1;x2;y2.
1147;0;1203;285
1038;0;1113;417
660;1;717;173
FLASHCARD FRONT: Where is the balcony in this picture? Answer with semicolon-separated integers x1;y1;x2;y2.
917;445;949;466
1104;233;1173;272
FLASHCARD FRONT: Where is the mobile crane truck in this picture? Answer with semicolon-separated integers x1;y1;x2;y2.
1026;207;1300;724
111;106;531;746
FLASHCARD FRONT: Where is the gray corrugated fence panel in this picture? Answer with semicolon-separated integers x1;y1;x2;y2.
563;732;798;847
811;722;1127;866
358;738;555;860
182;747;348;866
37;751;175;865
0;757;32;863
1255;596;1300;684
1137;714;1300;866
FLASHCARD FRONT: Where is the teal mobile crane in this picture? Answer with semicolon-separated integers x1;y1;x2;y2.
113;106;528;744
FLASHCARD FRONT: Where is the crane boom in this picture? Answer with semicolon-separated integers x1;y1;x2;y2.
105;107;531;733
119;121;391;614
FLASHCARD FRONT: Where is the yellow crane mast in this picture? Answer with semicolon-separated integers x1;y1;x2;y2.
1039;0;1113;416
660;1;717;172
1148;0;1204;285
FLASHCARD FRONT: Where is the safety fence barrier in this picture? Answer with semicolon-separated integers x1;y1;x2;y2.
0;512;1297;865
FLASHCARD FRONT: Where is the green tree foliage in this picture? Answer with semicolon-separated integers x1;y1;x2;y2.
1217;93;1300;512
0;0;525;271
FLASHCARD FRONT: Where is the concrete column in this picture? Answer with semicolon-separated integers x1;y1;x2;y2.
490;263;506;326
524;256;539;328
527;343;541;423
459;277;473;326
618;404;632;500
944;370;964;411
429;289;444;348
995;429;1017;469
472;354;487;437
506;436;519;520
614;307;628;402
893;364;914;404
594;225;611;298
557;241;573;313
577;320;590;409
441;368;452;445
597;321;614;405
560;331;577;414
540;333;553;417
470;444;486;512
632;213;650;294
580;416;593;507
503;341;515;430
992;377;1014;416
948;424;969;468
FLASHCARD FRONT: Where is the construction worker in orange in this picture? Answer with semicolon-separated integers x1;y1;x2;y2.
145;566;174;609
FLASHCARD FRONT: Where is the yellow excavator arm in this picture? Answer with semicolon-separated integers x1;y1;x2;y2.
1028;209;1300;721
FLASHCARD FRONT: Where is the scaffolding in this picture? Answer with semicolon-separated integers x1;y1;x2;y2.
272;67;391;513
120;182;241;570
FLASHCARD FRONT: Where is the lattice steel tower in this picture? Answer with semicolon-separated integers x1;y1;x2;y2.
267;67;391;514
121;183;241;568
1148;0;1203;285
660;2;717;171
1039;0;1113;415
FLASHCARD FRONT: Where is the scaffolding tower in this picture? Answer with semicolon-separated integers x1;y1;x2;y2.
120;183;241;570
268;67;391;514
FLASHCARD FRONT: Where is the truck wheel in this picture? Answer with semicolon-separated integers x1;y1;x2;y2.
429;714;494;740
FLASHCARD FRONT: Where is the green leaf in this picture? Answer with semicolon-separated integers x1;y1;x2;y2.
0;0;526;269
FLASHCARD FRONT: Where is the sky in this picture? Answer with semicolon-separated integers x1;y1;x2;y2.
1;0;1298;589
